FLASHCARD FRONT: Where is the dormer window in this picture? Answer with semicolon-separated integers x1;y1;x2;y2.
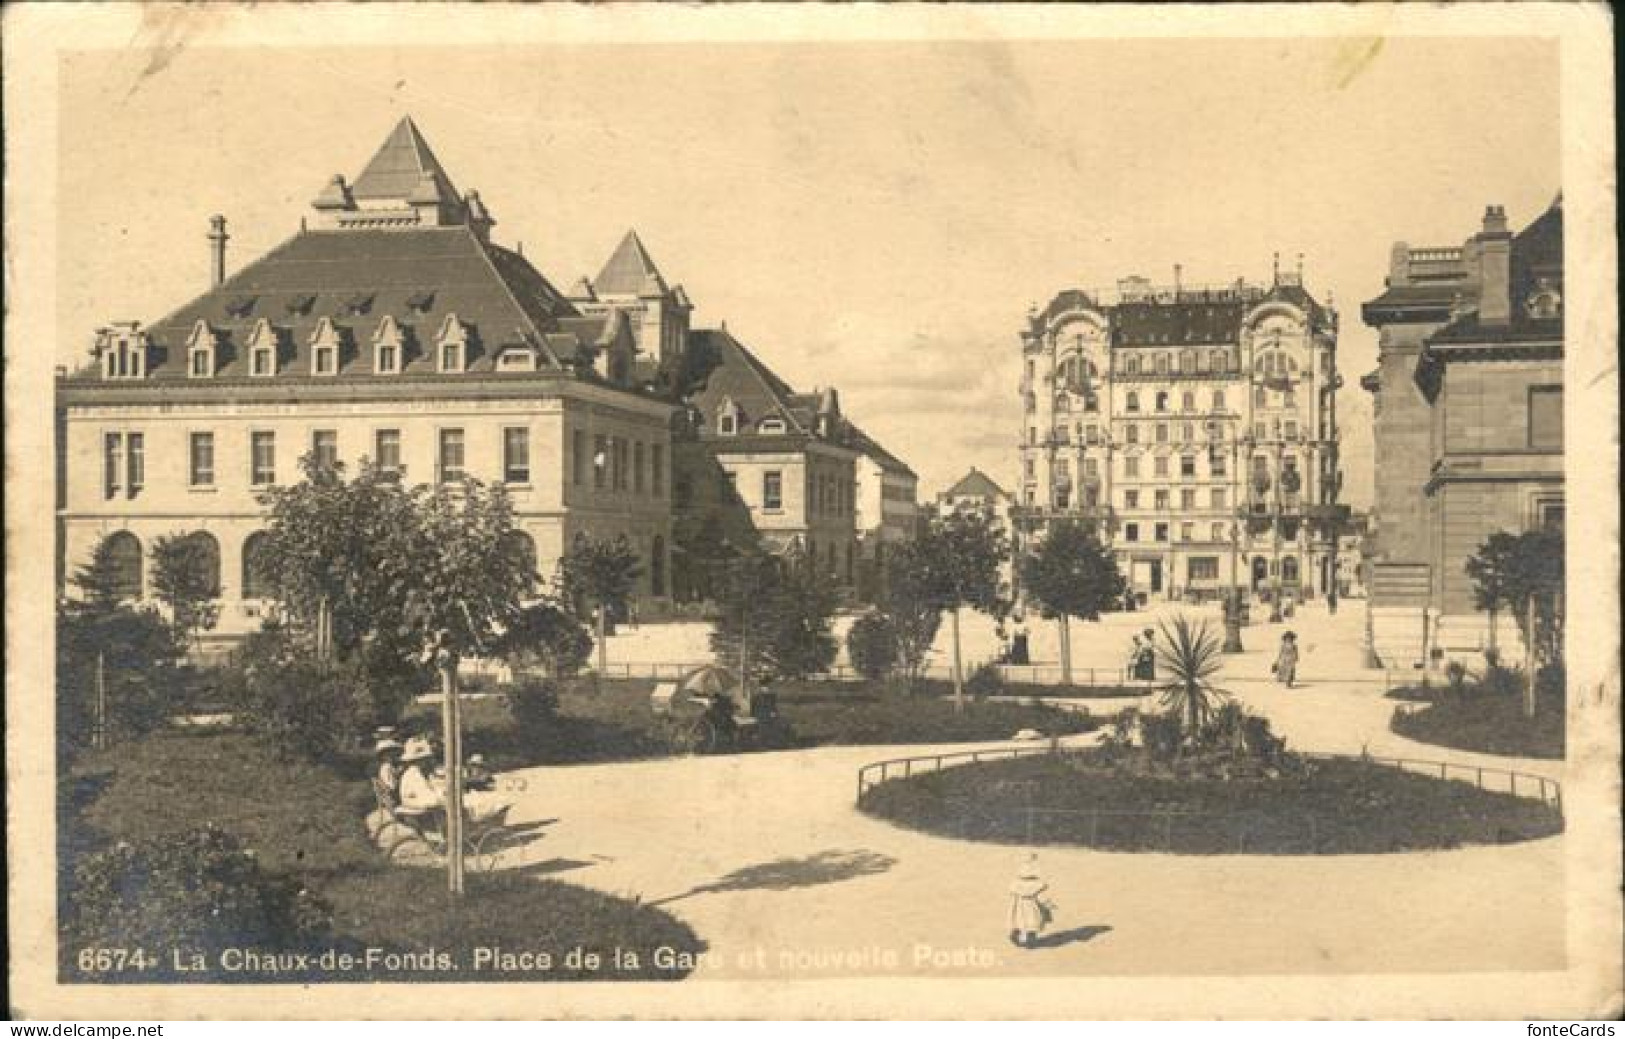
406;290;436;314
246;317;279;377
497;347;537;372
345;293;374;317
186;321;217;379
436;313;469;373
717;398;741;436
1526;286;1561;320
758;418;787;434
373;315;405;375
286;294;316;317
224;295;257;319
308;317;343;377
98;324;149;380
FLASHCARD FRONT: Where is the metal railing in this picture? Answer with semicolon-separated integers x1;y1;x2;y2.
586;659;1137;689
855;746;1563;809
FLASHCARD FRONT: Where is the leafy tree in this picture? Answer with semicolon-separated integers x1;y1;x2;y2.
1153;615;1231;744
905;509;1008;708
1018;520;1126;686
150;532;222;648
558;533;643;675
710;547;837;690
255;455;424;662
846;611;899;682
494;599;593;681
877;538;945;692
1465;528;1564;717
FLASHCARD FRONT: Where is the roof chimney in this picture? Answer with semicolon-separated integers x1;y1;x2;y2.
1476;204;1513;326
208;215;229;288
1173;264;1183;294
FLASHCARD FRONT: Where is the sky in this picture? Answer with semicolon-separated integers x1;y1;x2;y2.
56;35;1561;508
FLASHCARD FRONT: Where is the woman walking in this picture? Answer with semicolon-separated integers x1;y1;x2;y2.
1008;854;1055;949
1272;631;1300;689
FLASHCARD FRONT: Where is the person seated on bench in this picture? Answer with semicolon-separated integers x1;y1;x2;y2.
396;737;447;839
374;738;404;798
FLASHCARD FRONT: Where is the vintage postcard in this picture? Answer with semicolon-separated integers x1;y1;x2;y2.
5;2;1619;1021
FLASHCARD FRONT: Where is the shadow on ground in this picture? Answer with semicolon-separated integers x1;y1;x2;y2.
650;848;897;905
1026;924;1112;949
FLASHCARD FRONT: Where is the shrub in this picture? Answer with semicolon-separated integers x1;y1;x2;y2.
1201;701;1288;763
504;677;561;744
495;601;592;681
1139;711;1184;762
965;661;1004;700
219;624;375;761
67;825;331;955
57;605;184;756
846;612;899;681
1482;661;1520;697
1444;659;1469;693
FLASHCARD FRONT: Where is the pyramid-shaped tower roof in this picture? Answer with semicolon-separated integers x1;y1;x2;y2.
595;230;668;296
350;116;461;203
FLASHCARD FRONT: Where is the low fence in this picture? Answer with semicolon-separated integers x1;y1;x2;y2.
587;659;1134;688
854;745;1563;809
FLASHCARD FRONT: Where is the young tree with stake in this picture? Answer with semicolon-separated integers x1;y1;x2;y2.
908;509;1008;709
558;533;643;676
1019;520;1126;687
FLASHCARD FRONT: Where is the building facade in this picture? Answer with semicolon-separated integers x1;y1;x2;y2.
1361;198;1563;667
57;116;914;632
1017;267;1345;607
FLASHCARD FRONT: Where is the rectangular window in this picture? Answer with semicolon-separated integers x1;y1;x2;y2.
1124;456;1140;478
593;435;608;490
1181;489;1197;510
1211;488;1227;510
633;442;645;493
377;344;397;374
503;427;531;484
438;428;466;483
1154;456;1169;477
103;432;123;499
1181;522;1194;542
1155;489;1170;510
126;433;144;495
1528;386;1563;449
1284;419;1299;440
572;430;586;486
1124;523;1139;542
1180;455;1196;478
312;429;338;470
251;431;276;485
375;429;401;476
314;348;335;375
1155;424;1168;444
1155;522;1169;542
764;470;783;511
1211;453;1227;477
1188;557;1219;581
189;432;215;487
1125;490;1140;509
1254;422;1268;441
1084;458;1099;478
252;349;272;377
652;445;665;495
613;439;628;491
1211;390;1225;412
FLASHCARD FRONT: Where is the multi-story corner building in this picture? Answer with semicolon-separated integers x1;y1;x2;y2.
1017;266;1345;607
56;116;913;631
1361;198;1563;667
58;117;675;635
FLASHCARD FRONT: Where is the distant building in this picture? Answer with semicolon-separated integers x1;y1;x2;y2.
848;424;919;600
1361;197;1564;666
1018;264;1345;606
936;467;1018;594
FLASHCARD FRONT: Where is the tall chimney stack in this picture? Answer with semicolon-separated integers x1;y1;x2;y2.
1476;204;1512;326
208;215;229;288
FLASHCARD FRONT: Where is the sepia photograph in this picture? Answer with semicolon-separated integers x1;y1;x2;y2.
4;2;1619;1022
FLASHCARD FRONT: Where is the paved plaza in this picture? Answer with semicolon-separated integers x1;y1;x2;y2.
496;605;1565;978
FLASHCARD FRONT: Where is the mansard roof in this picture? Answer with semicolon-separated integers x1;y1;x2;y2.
68;226;598;381
1111;301;1248;347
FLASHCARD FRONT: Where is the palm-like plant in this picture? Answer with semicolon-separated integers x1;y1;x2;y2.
1154;615;1231;744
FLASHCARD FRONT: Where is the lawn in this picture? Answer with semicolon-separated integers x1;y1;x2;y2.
1389;684;1564;760
858;749;1564;855
411;678;1100;771
60;730;703;983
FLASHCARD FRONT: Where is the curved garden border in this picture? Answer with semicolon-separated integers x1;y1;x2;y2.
854;746;1563;855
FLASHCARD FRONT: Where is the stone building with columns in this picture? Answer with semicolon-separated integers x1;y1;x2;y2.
1017;263;1346;608
1360;198;1564;667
